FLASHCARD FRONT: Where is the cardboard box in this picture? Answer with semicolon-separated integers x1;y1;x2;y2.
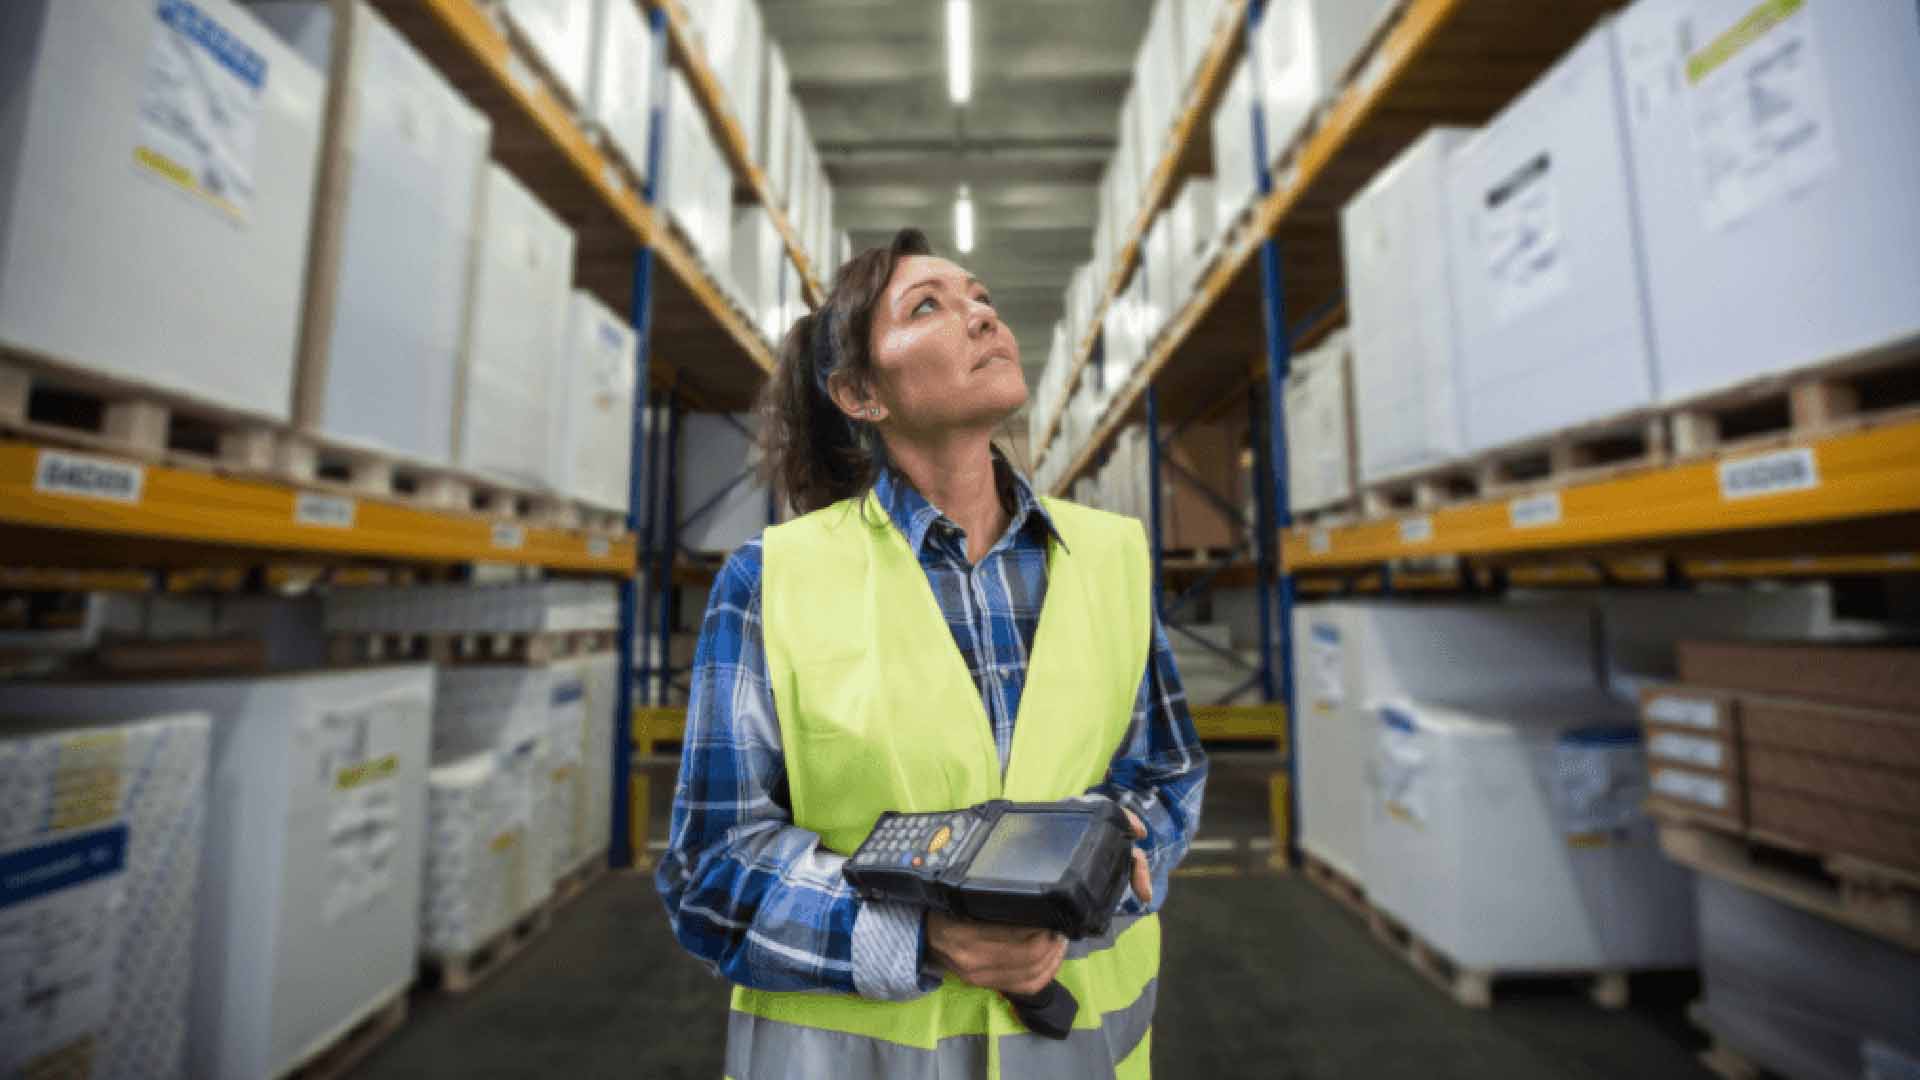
1252;0;1398;162
498;0;593;107
731;205;785;342
587;0;655;182
0;711;210;1080
1340;127;1475;484
1169;177;1217;304
0;0;324;423
707;0;766;164
760;44;793;204
457;165;575;489
1210;60;1259;234
1746;749;1920;824
1133;0;1184;165
1749;787;1920;875
1677;641;1920;714
255;1;490;469
1284;330;1357;514
1142;212;1178;344
1739;694;1920;772
1642;683;1745;829
1163;419;1245;551
1618;0;1920;405
553;292;637;512
1445;24;1658;454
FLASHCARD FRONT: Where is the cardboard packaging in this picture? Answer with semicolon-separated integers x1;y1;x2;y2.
1677;641;1920;713
1370;693;1696;972
0;0;324;422
1640;686;1744;828
1283;330;1358;514
1445;24;1659;454
1617;0;1920;405
458;165;576;489
2;668;433;1080
587;0;655;183
731;205;786;343
1162;419;1246;551
1695;874;1920;1080
553;291;637;513
664;71;734;280
497;0;593;107
254;1;490;469
1340;127;1476;484
0;712;210;1080
1252;0;1398;161
1210;60;1260;235
760;43;793;204
678;413;772;554
422;743;548;956
1740;694;1920;874
703;0;766;165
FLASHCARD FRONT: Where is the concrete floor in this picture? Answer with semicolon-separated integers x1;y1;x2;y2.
352;870;1711;1079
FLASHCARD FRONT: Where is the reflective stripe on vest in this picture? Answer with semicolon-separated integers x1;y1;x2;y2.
743;492;1158;1080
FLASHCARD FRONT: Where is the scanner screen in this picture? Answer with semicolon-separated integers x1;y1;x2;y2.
968;812;1087;884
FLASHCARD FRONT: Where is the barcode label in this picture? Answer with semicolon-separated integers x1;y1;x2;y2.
294;493;355;529
1509;492;1562;529
1719;447;1818;500
1309;528;1331;555
34;450;144;504
1399;516;1433;544
1649;731;1724;769
491;523;526;550
1645;696;1721;730
1652;768;1727;810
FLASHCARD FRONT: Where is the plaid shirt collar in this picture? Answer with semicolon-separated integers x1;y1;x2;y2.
873;453;1066;557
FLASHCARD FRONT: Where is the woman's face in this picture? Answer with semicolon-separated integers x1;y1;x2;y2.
859;254;1027;434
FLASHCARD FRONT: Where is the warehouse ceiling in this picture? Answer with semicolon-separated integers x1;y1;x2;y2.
762;0;1155;393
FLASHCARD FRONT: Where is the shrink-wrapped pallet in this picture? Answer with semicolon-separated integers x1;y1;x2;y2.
1283;331;1357;514
1210;61;1259;235
554;292;638;513
1252;0;1398;161
421;747;547;955
587;0;655;182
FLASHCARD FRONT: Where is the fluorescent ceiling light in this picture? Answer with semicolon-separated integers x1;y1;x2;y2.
947;0;972;104
955;186;975;254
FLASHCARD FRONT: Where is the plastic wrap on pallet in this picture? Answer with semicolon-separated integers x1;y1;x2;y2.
1695;873;1920;1080
760;43;794;203
0;712;209;1080
1368;692;1696;973
1180;0;1228;90
497;0;594;107
1283;330;1356;514
1445;24;1657;456
544;665;586;882
0;0;323;423
587;0;655;183
1341;127;1474;485
421;740;550;956
250;2;489;470
1;668;433;1080
433;666;552;764
1252;0;1398;165
1209;59;1259;240
1617;0;1920;406
554;291;638;513
560;652;618;863
458;165;575;489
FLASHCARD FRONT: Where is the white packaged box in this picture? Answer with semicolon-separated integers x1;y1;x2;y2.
1134;0;1185;166
1252;0;1397;161
732;205;785;343
554;291;637;513
1695;874;1920;1080
1617;0;1920;404
710;0;766;165
1181;0;1229;90
0;0;323;422
587;0;655;182
1169;176;1217;302
422;739;550;956
1341;127;1475;484
498;0;594;107
558;652;618;863
1101;274;1144;401
2;668;433;1080
1289;601;1598;888
1590;585;1830;685
458;165;576;489
1446;24;1658;454
433;665;552;763
254;1;490;469
1143;212;1178;344
0;712;209;1080
1284;330;1356;513
760;43;794;203
1114;89;1145;234
544;662;587;881
1211;59;1260;232
1370;693;1696;973
679;412;771;554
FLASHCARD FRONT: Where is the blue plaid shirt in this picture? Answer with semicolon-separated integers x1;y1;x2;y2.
656;462;1208;1000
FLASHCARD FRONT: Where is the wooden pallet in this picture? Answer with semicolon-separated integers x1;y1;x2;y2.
329;628;618;666
551;848;609;912
1668;341;1920;461
1685;1002;1775;1080
1300;851;1370;921
1358;465;1484;520
423;904;553;995
283;989;409;1080
1363;903;1635;1010
1652;813;1920;951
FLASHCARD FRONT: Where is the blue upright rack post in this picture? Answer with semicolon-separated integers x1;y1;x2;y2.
611;5;673;870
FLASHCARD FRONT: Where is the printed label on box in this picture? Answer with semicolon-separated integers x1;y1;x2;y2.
1646;695;1723;730
34;451;144;505
1649;731;1725;769
1719;447;1818;500
0;826;130;1075
1481;152;1571;324
1681;0;1837;231
307;702;406;924
1308;622;1342;710
1652;767;1728;809
135;0;266;222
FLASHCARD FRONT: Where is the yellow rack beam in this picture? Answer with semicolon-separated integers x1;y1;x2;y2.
0;441;635;574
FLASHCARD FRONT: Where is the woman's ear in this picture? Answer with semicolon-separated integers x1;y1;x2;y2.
828;372;885;423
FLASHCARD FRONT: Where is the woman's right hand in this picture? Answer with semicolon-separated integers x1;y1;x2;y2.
926;911;1067;996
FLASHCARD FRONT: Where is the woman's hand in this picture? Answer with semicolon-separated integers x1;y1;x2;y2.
1121;809;1153;907
927;914;1068;996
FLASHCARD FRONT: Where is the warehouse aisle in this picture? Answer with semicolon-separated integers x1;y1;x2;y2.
352;872;1710;1079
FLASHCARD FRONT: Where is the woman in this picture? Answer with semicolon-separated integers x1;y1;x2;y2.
657;228;1207;1078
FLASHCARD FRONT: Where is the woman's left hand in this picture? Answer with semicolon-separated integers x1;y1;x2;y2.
1121;809;1152;906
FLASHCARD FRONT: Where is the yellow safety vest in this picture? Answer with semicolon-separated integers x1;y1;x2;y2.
732;491;1159;1079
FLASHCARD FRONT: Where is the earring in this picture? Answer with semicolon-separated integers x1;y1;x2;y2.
867;407;881;419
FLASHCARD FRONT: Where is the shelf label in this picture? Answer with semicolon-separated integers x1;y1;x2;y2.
1398;515;1433;544
1719;447;1818;500
491;523;526;551
294;493;355;529
1645;695;1722;731
34;450;144;504
587;537;611;559
1308;528;1331;556
1508;492;1562;529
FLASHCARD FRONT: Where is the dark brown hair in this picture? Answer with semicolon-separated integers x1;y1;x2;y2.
758;228;933;515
